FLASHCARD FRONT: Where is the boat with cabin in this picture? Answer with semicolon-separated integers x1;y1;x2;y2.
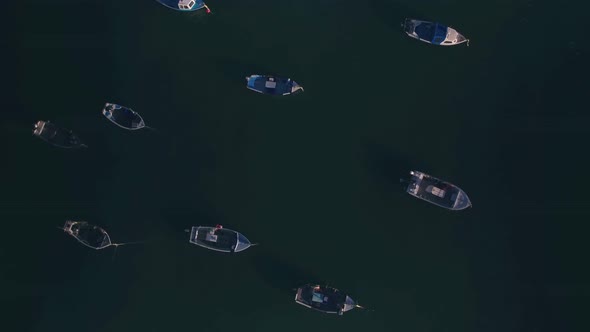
62;221;113;250
294;284;360;315
404;170;472;210
189;225;253;253
156;0;210;12
102;103;146;130
33;121;86;148
403;19;469;46
245;75;304;96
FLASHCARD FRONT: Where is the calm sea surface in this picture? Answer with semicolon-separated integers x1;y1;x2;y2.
2;0;589;331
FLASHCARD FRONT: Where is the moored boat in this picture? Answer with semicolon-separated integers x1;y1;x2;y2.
156;0;210;12
403;18;469;46
189;225;253;253
294;284;361;315
404;170;472;210
33;121;86;148
245;75;304;96
102;103;146;130
62;221;113;250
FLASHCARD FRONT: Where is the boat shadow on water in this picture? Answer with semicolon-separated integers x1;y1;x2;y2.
250;250;323;295
211;57;275;86
361;141;431;194
367;0;424;30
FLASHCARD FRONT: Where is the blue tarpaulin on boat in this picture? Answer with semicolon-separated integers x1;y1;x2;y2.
431;24;448;44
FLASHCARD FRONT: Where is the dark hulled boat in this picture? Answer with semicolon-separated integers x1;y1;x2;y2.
189;225;253;253
62;221;112;250
245;75;304;96
102;103;146;130
294;284;359;315
405;170;472;210
403;19;469;46
33;121;86;148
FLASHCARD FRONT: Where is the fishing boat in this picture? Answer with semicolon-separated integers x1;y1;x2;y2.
33;121;86;148
102;103;146;130
403;18;469;46
404;170;472;210
245;75;304;96
294;284;361;315
62;221;113;250
189;225;253;253
156;0;210;13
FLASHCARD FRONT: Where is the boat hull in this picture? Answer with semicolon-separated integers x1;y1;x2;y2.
294;284;357;315
102;103;145;130
189;226;252;253
63;221;112;250
403;18;468;46
246;75;304;96
33;121;86;149
405;170;472;210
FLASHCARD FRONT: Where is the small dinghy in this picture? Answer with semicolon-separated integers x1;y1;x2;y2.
245;75;304;96
404;170;472;210
33;121;86;149
295;284;363;315
403;18;469;46
156;0;210;13
102;103;147;130
62;221;115;250
189;225;253;253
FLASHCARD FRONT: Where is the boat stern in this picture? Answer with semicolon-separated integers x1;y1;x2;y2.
188;226;199;244
403;18;416;35
33;120;46;136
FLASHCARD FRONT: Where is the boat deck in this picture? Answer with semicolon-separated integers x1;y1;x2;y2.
247;76;297;95
296;285;346;314
69;223;110;248
104;105;142;129
408;174;461;209
194;228;238;252
34;122;82;148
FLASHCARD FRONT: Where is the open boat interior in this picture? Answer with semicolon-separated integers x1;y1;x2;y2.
102;103;145;130
295;284;357;315
63;221;112;249
189;225;252;253
406;171;471;210
246;75;303;96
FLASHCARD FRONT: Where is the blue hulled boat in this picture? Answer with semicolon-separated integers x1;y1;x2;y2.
403;19;469;46
156;0;210;12
245;75;304;96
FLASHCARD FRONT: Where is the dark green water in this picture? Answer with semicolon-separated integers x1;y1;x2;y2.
2;0;589;331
